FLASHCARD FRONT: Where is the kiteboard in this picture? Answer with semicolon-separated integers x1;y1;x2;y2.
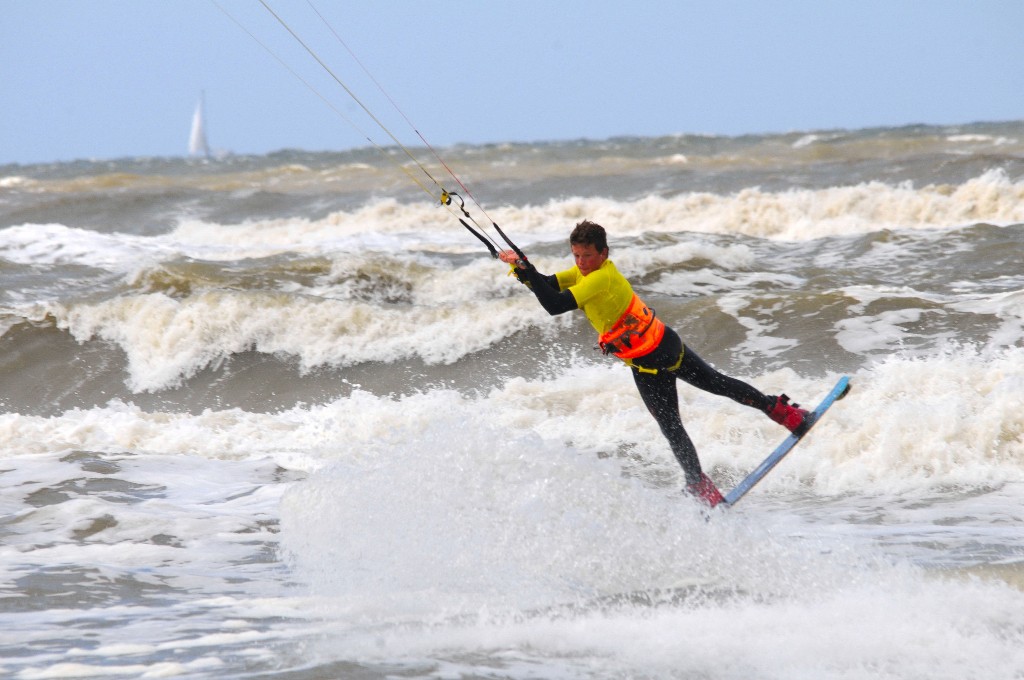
722;375;851;507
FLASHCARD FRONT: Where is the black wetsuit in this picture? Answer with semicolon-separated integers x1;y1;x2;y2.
518;265;773;485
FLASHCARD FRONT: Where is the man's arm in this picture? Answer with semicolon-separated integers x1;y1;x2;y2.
517;265;578;315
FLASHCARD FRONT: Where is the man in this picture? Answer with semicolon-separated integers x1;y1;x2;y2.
500;220;809;507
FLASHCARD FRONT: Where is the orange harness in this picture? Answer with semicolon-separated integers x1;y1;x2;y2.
598;293;665;359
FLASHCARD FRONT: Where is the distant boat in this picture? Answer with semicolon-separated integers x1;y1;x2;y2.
188;93;211;158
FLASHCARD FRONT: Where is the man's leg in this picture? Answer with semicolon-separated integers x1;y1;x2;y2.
632;367;703;486
673;345;810;433
673;345;773;410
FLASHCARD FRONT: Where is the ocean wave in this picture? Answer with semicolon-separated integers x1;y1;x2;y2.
5;170;1023;273
0;223;169;270
1;344;1020;492
166;167;1024;243
20;286;542;392
3;220;1018;395
506;168;1024;240
0;175;34;189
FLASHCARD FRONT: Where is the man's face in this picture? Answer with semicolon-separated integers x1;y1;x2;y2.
572;242;608;276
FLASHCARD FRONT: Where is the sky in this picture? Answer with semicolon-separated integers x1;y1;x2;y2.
2;0;1024;165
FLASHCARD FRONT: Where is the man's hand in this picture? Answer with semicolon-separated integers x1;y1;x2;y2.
498;250;525;267
499;250;535;285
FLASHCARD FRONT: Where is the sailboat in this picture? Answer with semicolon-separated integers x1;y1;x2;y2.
188;93;211;158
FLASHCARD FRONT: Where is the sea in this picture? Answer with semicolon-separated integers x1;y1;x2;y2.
2;121;1023;679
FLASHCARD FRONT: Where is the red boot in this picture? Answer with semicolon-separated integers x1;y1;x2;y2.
767;394;812;436
686;473;724;508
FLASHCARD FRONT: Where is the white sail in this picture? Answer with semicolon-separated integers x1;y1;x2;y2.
188;95;210;158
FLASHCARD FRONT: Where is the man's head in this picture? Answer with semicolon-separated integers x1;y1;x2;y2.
570;220;609;276
570;220;608;253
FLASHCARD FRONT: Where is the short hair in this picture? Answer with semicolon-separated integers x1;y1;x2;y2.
569;220;608;253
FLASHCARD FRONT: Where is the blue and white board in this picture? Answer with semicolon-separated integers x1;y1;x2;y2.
722;376;851;507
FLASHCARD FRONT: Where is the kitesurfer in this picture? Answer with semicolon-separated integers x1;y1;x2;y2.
501;220;810;507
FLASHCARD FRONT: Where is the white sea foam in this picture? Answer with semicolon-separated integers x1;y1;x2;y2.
0;223;170;270
300;573;1024;680
0;175;33;188
499;169;1024;240
3;348;1023;677
6;216;1012;396
273;358;1024;677
947;133;1016;145
166;166;1024;248
4;171;1021;276
1;345;1020;493
950;288;1024;349
24;280;547;391
792;133;821;148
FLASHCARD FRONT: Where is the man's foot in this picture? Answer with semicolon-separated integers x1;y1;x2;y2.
767;394;812;436
686;473;724;508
